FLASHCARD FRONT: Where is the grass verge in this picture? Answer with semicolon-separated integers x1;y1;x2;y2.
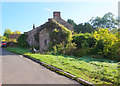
5;47;119;85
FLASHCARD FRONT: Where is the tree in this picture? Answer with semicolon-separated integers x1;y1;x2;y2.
89;16;102;28
74;23;94;33
67;19;76;27
3;29;13;42
93;28;118;59
67;19;94;33
13;31;21;34
89;12;118;30
3;29;12;38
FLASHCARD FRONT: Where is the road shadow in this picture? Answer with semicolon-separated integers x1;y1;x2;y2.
0;48;18;56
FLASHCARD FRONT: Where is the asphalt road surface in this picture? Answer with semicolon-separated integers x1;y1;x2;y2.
1;48;80;84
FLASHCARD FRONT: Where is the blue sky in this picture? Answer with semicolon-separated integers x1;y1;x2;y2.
1;0;119;35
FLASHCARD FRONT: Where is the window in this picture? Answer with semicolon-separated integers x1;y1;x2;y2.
44;40;47;45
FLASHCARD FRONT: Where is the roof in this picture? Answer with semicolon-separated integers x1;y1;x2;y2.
9;34;20;39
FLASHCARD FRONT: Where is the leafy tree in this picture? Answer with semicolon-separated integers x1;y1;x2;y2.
74;23;94;33
2;36;7;42
89;12;118;30
89;16;102;28
93;28;118;60
3;29;12;38
13;31;21;34
67;19;94;33
3;29;13;41
67;19;76;27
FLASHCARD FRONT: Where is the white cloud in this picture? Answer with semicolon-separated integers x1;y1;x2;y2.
44;8;52;12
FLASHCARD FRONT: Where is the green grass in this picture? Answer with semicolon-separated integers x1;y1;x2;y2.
5;47;30;54
5;47;119;85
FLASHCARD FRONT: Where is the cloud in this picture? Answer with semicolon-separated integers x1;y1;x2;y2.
44;8;52;12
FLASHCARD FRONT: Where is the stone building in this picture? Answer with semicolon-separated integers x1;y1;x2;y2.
25;12;73;51
9;34;21;42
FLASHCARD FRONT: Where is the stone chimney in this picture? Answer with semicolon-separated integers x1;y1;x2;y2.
33;24;35;29
53;11;61;19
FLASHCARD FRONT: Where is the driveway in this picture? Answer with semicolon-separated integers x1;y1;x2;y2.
1;48;80;84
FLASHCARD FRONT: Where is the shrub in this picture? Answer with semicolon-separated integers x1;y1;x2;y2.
93;28;119;60
17;34;29;48
52;42;76;55
72;33;96;56
72;33;96;48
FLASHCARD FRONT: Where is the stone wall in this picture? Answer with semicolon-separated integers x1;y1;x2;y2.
25;27;39;47
39;28;49;51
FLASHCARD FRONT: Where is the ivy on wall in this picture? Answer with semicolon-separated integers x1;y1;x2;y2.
34;19;72;50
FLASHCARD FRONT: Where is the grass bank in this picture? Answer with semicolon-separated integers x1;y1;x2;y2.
5;47;119;85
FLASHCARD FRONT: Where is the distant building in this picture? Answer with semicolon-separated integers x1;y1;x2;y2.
118;1;120;28
9;34;20;41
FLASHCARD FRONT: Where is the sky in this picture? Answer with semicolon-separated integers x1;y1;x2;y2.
0;0;119;35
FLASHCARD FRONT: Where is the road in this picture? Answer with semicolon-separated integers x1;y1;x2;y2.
1;48;80;84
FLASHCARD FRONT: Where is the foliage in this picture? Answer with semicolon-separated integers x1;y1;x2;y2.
48;19;77;55
89;12;118;30
34;19;72;44
34;19;73;54
3;29;13;37
72;33;96;48
72;33;96;57
0;36;7;42
51;42;76;55
67;19;94;33
2;29;22;42
67;19;76;27
74;23;94;33
17;34;29;48
49;20;72;47
12;31;21;34
3;29;13;41
93;28;119;60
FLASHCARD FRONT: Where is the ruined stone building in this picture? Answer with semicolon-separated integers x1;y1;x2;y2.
24;12;73;51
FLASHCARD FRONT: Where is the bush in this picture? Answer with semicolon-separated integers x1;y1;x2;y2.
5;42;18;47
72;33;96;48
17;34;29;48
72;33;96;57
52;42;76;55
93;28;119;60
